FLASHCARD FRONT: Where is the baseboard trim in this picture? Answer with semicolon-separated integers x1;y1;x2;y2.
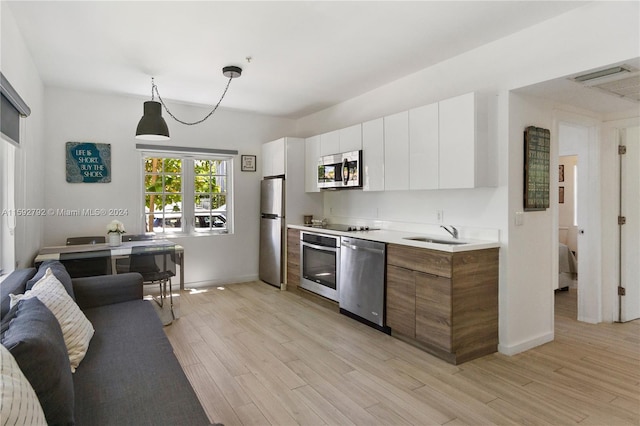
182;274;260;289
498;331;554;356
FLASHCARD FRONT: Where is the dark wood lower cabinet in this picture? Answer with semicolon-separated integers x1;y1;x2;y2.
286;228;300;289
415;272;452;352
386;244;499;364
386;265;416;338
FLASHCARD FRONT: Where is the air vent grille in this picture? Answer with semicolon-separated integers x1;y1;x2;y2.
593;75;640;102
572;64;640;103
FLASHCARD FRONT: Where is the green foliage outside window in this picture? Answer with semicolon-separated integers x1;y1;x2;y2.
144;157;228;233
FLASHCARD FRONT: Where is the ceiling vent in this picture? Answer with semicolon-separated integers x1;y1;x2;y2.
572;65;640;102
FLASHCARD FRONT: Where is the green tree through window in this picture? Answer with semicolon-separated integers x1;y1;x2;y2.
143;155;230;234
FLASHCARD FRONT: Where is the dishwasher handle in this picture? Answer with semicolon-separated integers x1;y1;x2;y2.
341;241;385;254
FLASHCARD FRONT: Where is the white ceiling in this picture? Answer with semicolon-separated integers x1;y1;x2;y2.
6;1;616;119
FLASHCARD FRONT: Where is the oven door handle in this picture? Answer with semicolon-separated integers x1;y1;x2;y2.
301;242;339;252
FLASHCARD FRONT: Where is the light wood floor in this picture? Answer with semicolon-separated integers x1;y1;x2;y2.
165;283;639;426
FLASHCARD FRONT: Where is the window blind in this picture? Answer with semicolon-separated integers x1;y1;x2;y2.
0;72;31;145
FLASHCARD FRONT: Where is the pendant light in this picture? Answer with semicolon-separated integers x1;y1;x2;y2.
135;66;242;141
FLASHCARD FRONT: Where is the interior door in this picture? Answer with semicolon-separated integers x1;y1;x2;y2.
620;126;640;322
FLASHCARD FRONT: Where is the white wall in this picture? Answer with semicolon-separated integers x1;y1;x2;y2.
1;4;46;269
43;87;296;285
504;93;556;353
294;1;640;354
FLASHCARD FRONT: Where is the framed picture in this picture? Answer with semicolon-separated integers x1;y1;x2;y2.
559;164;564;182
241;155;256;172
559;186;565;203
66;142;111;183
523;126;551;211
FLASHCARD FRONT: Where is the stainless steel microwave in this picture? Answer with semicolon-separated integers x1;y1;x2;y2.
317;150;362;189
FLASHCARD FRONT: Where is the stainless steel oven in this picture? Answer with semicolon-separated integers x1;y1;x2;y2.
299;231;340;301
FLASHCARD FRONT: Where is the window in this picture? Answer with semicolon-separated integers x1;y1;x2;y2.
0;140;16;276
142;154;232;235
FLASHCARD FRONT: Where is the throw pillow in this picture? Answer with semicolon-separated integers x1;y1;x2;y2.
0;343;47;425
0;267;36;320
11;268;94;372
0;297;75;425
27;260;75;300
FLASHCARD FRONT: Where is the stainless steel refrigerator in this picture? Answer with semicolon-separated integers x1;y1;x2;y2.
259;177;284;287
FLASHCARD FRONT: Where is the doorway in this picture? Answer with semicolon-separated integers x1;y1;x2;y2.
556;120;600;324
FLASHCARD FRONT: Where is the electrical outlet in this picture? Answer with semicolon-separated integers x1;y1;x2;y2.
436;210;444;223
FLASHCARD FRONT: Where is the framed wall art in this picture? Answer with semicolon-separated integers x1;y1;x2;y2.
66;142;111;183
241;155;256;172
523;126;550;211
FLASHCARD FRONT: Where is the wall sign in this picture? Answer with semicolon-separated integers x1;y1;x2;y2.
241;155;256;172
66;142;111;183
523;126;550;211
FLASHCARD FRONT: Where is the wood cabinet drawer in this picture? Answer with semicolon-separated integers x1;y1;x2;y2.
387;244;452;278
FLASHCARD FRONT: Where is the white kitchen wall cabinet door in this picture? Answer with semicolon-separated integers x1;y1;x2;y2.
438;92;495;189
439;93;476;189
320;130;340;156
272;138;286;176
305;135;321;193
262;138;286;177
261;140;274;177
362;118;384;192
384;111;410;191
409;103;439;190
339;124;362;152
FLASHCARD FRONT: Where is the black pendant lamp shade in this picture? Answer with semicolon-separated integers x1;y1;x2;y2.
136;100;170;140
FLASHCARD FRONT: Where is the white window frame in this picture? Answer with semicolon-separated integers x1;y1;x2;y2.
138;146;235;236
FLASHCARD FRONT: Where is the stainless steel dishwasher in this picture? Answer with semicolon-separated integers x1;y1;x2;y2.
339;236;390;333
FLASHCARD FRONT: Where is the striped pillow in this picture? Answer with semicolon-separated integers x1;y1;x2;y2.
10;268;94;372
0;343;47;426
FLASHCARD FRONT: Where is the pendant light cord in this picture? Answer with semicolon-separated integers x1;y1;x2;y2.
150;77;234;126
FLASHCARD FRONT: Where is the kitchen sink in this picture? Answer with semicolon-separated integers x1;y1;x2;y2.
403;236;469;245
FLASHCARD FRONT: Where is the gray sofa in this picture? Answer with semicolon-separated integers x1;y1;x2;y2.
1;260;211;425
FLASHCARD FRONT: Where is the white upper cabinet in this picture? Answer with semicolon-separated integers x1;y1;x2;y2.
384;111;410;191
319;130;340;156
305;135;321;193
362;118;384;192
262;138;286;177
439;92;493;189
409;103;439;190
339;124;362;152
302;91;493;192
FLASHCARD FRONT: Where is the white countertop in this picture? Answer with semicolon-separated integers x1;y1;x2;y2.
288;224;500;253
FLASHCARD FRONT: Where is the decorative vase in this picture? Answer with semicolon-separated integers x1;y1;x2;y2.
108;233;122;247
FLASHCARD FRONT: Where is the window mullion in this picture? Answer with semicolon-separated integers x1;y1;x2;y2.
182;159;195;234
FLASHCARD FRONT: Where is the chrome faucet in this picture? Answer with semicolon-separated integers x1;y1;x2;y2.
441;225;459;239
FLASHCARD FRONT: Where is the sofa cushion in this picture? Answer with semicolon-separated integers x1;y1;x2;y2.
0;297;75;425
27;260;75;300
12;268;94;372
74;299;211;425
0;343;48;425
0;268;36;320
